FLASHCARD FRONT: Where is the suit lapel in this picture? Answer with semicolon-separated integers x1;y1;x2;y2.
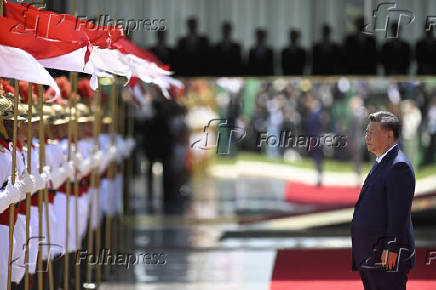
354;145;399;208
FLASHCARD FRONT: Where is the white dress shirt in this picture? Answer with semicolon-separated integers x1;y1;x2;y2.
376;143;398;163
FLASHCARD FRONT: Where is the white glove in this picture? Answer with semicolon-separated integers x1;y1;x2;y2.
5;180;22;204
79;158;91;177
72;152;84;169
108;145;117;163
49;168;64;190
91;150;104;170
40;166;51;187
63;161;75;180
0;190;11;213
19;172;35;196
126;138;135;155
58;165;67;183
99;151;113;173
30;171;45;191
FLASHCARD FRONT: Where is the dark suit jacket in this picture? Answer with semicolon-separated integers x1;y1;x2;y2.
247;46;274;76
344;34;377;75
213;42;242;76
312;42;342;75
175;35;210;76
281;46;306;75
415;38;436;75
380;40;411;75
351;144;416;272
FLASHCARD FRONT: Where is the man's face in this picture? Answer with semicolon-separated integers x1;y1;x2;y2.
365;121;391;155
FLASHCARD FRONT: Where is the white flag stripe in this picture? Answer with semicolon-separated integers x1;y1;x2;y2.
0;44;60;98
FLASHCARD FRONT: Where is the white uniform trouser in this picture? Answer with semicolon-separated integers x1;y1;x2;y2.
42;202;59;260
11;214;25;283
87;188;100;231
29;206;39;274
54;193;77;254
100;179;107;218
78;192;89;244
101;178;116;218
0;225;13;289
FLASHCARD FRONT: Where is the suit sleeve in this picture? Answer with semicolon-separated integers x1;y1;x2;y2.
384;162;415;252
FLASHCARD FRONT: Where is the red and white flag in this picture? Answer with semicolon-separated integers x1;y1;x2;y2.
4;1;129;88
0;44;60;98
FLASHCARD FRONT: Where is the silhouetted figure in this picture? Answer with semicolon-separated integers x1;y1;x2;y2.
281;29;306;75
305;96;324;186
247;28;274;76
212;22;242;76
150;30;174;68
312;25;342;75
142;99;173;211
381;22;411;75
175;17;210;76
344;17;377;75
416;26;436;75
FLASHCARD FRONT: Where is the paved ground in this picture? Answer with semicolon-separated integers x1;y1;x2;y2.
99;157;436;289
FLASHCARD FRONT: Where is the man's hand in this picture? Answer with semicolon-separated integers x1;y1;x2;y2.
381;249;398;270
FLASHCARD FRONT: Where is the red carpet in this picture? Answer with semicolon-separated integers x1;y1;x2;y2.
284;181;361;206
270;248;436;290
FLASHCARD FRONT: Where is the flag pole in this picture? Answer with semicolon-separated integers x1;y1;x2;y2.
66;0;78;285
64;72;74;290
112;82;119;261
126;97;134;252
72;74;81;290
39;85;55;290
24;84;33;290
86;79;101;286
70;1;80;287
36;85;44;290
118;89;126;252
105;79;117;278
7;80;19;290
95;85;102;287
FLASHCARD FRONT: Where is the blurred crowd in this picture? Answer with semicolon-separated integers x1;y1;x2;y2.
212;78;436;184
150;17;436;77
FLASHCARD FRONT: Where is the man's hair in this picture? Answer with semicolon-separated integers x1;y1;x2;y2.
369;111;400;139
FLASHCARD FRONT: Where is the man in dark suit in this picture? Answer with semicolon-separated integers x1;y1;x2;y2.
344;17;377;75
415;25;436;75
351;111;416;289
312;24;342;75
175;17;210;76
213;22;242;76
247;28;274;76
281;29;306;75
380;22;411;75
150;30;174;69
